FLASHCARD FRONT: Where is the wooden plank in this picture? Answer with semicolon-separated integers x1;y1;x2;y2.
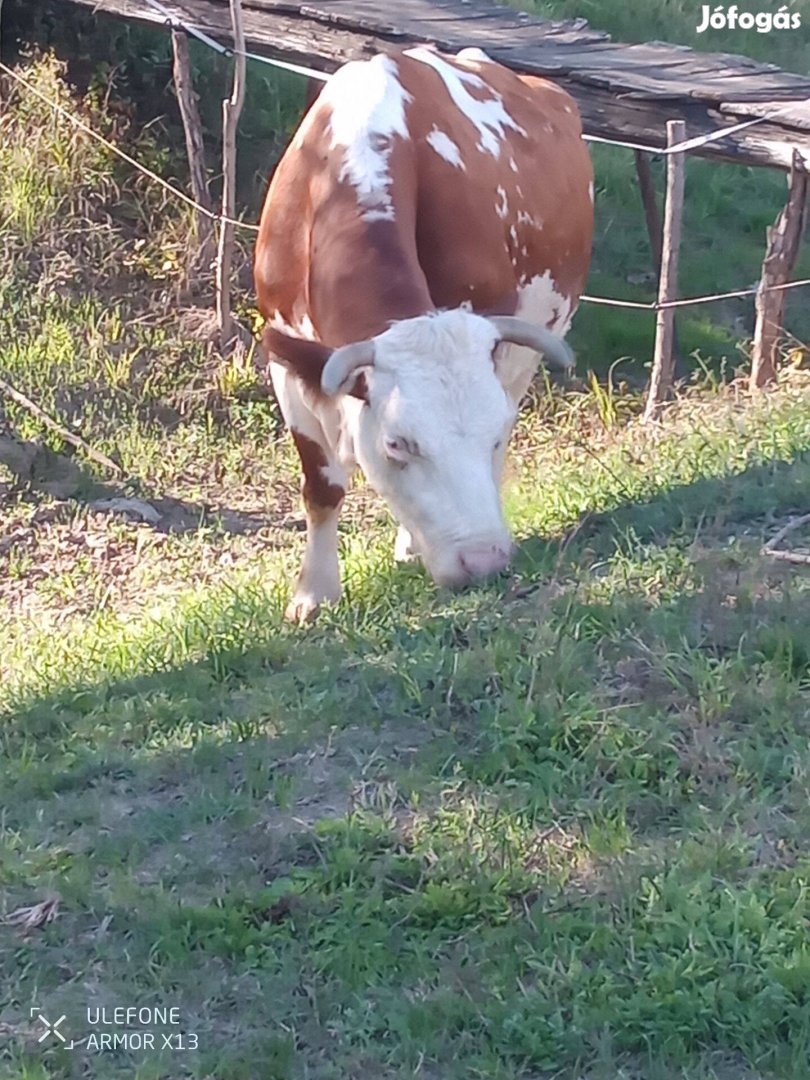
719;99;810;133
282;0;597;32
171;27;215;272
634;147;683;373
216;0;247;351
80;0;382;70
284;0;604;48
61;0;810;170
494;40;810;102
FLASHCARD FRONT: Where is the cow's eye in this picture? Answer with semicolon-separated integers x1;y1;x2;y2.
493;439;503;451
384;436;414;465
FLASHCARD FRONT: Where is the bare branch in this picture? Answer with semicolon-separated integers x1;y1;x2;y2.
215;0;247;352
0;375;123;477
761;513;810;565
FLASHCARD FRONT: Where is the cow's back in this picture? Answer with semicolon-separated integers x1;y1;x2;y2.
254;48;592;345
399;48;592;323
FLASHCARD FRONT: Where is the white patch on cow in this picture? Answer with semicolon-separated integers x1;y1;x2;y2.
268;310;317;341
404;47;526;158
394;525;418;562
509;224;518;245
517;209;543;230
588;180;595;203
341;308;516;586
456;47;491;65
321;461;347;489
495;185;509;219
519;271;574;335
426;126;465;169
496;271;573;405
324;54;412;223
509;157;518;172
286;506;342;623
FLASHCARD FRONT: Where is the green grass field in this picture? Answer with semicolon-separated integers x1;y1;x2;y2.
1;13;810;1079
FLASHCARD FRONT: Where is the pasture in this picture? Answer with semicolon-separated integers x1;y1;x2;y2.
2;10;810;1080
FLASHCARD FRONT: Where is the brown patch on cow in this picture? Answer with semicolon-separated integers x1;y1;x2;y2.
254;98;432;346
260;326;370;403
261;327;331;397
255;49;591;341
292;430;344;510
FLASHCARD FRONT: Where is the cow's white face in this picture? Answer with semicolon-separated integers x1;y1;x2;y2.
343;310;517;587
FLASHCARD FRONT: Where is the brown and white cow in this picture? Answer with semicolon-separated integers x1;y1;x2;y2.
254;46;593;622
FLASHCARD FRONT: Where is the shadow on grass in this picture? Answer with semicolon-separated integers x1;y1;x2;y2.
518;439;810;562
5;448;810;788
3;452;810;1079
1;477;299;536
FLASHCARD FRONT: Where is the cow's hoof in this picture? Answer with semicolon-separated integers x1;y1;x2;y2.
284;595;321;624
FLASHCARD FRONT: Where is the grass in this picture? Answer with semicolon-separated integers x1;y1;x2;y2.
525;0;810;71
2;51;810;1080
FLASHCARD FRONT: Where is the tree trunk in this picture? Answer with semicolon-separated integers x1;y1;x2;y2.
750;150;809;389
215;0;247;352
171;29;215;274
643;120;686;422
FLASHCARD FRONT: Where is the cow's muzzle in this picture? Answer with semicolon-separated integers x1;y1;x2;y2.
432;541;514;588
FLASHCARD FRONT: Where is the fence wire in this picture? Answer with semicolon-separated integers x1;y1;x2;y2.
2;26;809;313
134;0;810;158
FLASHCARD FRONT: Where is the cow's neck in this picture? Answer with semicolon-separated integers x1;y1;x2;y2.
309;212;434;346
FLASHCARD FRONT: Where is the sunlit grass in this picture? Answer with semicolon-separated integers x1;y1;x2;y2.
3;50;810;1080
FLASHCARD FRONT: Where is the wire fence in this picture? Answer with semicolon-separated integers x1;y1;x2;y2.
140;0;330;81
0;58;260;232
2;3;809;315
135;0;810;158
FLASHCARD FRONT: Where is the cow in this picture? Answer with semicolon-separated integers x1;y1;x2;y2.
254;46;593;622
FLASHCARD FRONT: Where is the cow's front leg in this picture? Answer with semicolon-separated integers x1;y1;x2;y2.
287;502;343;624
269;361;347;624
287;430;347;624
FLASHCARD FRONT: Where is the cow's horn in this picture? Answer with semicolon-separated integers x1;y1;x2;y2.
489;316;574;374
321;339;376;396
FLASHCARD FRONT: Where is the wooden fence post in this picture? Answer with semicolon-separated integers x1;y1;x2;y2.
750;150;809;390
215;0;247;352
635;148;684;376
643;120;686;422
171;29;214;273
634;149;663;272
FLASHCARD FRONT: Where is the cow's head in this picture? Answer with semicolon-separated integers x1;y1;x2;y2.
265;309;572;588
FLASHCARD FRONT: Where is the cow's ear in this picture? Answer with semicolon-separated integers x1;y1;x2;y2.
260;326;369;401
260;326;332;397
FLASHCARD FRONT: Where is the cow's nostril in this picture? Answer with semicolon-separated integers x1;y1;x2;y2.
458;544;512;580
